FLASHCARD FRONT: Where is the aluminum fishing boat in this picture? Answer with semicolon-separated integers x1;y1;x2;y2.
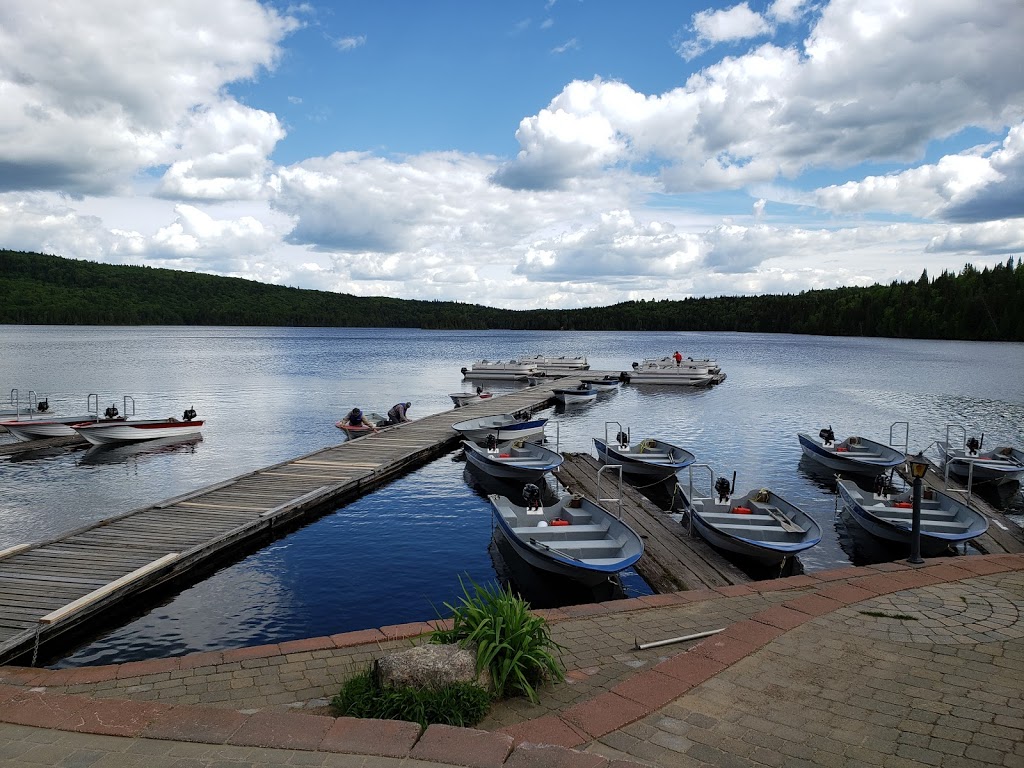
936;438;1024;485
489;492;643;587
837;479;989;555
451;413;548;444
686;483;821;566
594;426;695;480
552;383;597;405
798;428;905;476
463;439;563;481
449;388;494;407
73;408;204;446
580;375;622;391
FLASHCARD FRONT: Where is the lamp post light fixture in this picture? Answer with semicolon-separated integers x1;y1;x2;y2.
907;452;929;564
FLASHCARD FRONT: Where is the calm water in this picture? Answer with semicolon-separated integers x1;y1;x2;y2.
0;326;1021;667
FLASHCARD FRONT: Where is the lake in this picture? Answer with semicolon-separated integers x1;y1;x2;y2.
1;326;1021;666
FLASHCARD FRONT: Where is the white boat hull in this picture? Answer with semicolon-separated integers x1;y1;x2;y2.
452;414;548;444
798;433;905;476
74;420;204;446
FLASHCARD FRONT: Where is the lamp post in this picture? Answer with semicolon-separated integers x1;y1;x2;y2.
907;452;929;565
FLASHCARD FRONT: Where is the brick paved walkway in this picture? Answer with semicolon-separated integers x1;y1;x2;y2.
0;554;1021;767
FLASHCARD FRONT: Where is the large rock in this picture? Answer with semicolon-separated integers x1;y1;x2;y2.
374;643;490;691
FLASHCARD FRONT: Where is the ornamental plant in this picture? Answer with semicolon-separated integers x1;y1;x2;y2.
330;669;492;727
431;577;564;703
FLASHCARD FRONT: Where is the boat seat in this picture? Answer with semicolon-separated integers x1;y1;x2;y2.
707;523;794;534
513;524;609;539
871;506;957;518
748;502;806;533
699;512;778;523
879;518;970;531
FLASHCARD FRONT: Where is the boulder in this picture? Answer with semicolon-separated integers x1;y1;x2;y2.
374;643;490;691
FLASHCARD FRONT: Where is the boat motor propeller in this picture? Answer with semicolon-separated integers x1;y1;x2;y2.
819;426;835;445
183;407;197;422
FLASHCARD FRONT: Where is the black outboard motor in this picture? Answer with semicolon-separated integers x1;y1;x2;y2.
37;398;49;413
819;426;835;446
615;431;629;448
873;473;888;496
966;436;981;455
522;483;541;510
618;370;630;382
104;404;119;419
631;361;640;370
485;433;499;451
476;386;483;395
183;407;197;422
714;475;732;502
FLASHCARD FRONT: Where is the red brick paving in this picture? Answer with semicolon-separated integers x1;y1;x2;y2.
561;691;650;739
504;742;608;768
653;649;728;687
411;723;514;768
499;715;589;749
68;698;172;737
751;604;813;630
226;710;334;750
141;705;250;743
220;643;282;663
611;669;691;709
813;582;879;605
320;716;422;756
379;621;434;639
782;593;845;616
720;618;786;648
279;636;335;654
329;627;387;647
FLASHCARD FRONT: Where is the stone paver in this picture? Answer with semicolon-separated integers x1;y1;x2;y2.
0;554;1020;768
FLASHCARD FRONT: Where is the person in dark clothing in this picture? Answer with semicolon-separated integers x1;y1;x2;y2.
342;407;378;432
387;402;412;424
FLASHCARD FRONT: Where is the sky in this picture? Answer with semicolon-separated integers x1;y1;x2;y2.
1;0;1022;310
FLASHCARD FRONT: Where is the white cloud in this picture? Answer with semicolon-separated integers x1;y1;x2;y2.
926;221;1024;255
768;0;808;23
497;0;1024;193
552;38;580;54
333;35;366;51
677;3;773;60
0;0;297;196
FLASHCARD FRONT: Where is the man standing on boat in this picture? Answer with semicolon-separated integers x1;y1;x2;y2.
386;401;411;424
673;351;683;367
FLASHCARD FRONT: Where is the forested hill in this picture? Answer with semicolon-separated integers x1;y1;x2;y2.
1;250;1022;341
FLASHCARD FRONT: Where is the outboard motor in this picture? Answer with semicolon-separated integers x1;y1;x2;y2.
631;361;640;370
476;386;483;395
37;398;49;413
966;436;981;455
183;407;197;422
714;475;732;502
485;433;499;452
615;431;629;448
522;483;541;510
618;370;630;383
104;404;119;419
819;426;835;445
873;473;888;497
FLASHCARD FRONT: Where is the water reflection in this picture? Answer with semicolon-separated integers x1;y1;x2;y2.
78;435;203;466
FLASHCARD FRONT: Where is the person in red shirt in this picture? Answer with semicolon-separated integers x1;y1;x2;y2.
673;351;683;367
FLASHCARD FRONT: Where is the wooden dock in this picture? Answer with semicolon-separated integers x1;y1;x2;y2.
555;454;749;591
0;381;577;665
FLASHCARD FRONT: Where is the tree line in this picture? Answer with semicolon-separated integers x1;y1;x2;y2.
1;250;1021;341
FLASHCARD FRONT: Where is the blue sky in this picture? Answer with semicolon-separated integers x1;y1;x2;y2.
1;1;1022;309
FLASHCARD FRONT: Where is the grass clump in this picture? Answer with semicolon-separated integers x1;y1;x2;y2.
330;668;492;727
431;578;564;703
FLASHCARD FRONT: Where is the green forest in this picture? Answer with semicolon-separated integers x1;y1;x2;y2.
1;249;1021;341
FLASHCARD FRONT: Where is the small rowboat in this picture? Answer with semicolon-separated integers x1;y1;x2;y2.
463;439;563;481
451;413;548;444
594;425;695;479
580;375;621;392
335;412;387;438
837;479;989;555
489;493;643;587
450;390;494;407
936;439;1024;485
552;384;597;405
798;428;905;476
687;485;822;566
73;414;204;446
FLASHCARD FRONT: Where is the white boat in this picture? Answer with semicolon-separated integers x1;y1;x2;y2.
74;407;204;446
449;388;494;407
837;479;989;556
642;356;722;374
552;383;597;405
463;439;563;481
625;361;719;386
580;375;622;391
459;360;540;380
798;428;905;476
594;427;696;479
489;492;644;587
686;482;822;566
520;355;590;372
936;438;1024;485
0;394;122;441
0;389;50;418
451;413;548;443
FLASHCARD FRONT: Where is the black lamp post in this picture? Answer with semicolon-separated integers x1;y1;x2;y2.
907;453;929;564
